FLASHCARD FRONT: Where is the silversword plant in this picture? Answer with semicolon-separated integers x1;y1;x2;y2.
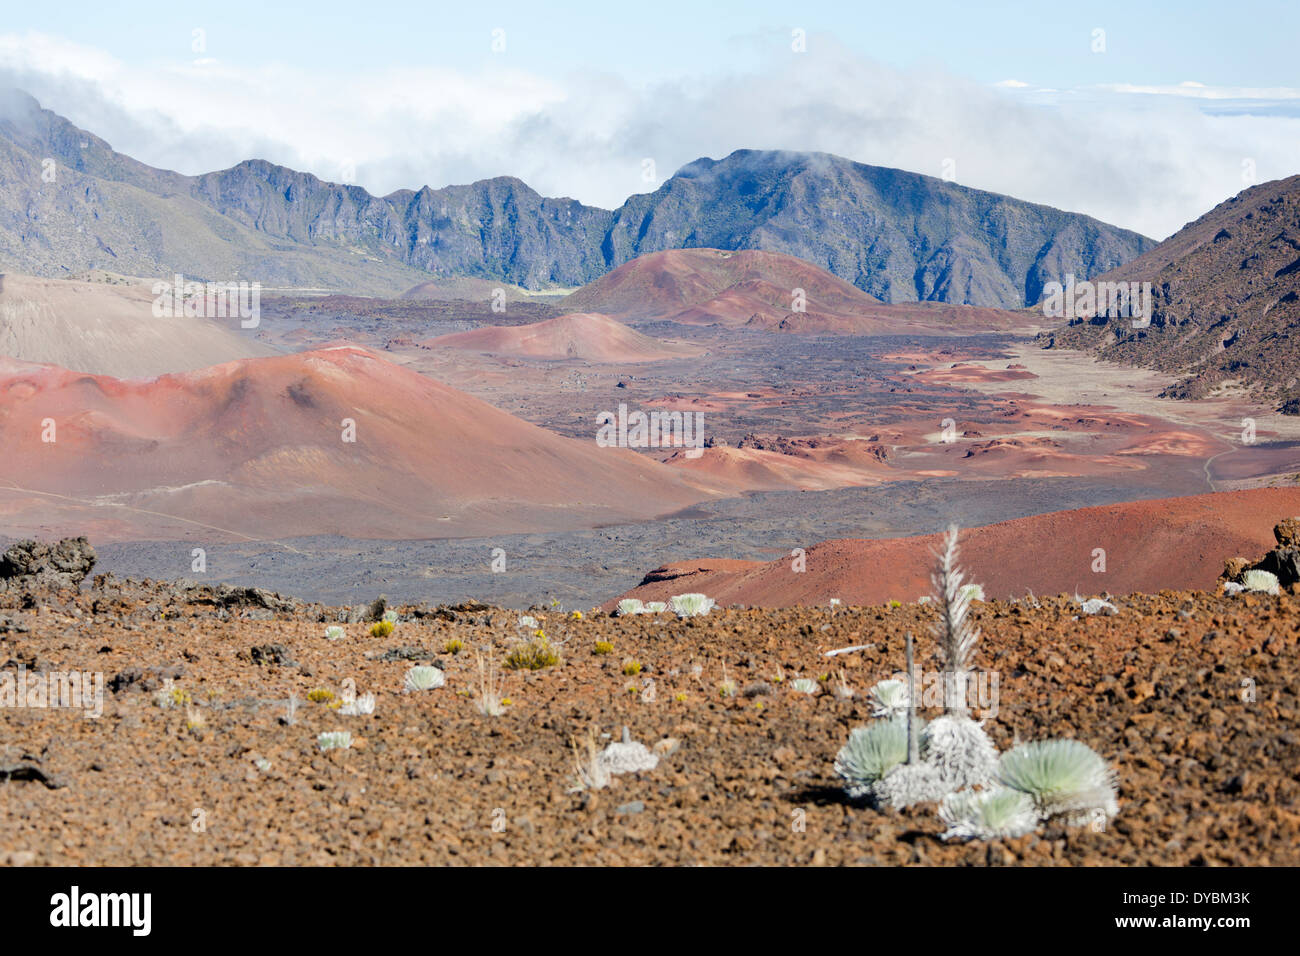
938;787;1039;841
867;678;909;718
833;716;914;801
599;726;659;775
668;593;715;617
340;692;375;716
403;665;445;692
1241;569;1280;595
996;739;1119;824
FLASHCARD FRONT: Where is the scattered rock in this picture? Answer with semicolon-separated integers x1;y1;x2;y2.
248;644;295;667
0;762;65;789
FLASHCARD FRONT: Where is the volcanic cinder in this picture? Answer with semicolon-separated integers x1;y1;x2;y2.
0;345;727;541
425;312;702;363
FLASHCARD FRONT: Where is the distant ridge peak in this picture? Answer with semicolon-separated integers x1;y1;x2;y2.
0;89;1153;305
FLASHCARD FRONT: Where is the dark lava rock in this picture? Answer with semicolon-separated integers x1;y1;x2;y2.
1252;547;1300;587
211;584;296;614
248;644;295;667
0;762;65;789
108;664;185;694
0;537;96;591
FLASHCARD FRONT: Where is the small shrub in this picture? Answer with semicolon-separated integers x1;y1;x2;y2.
594;640;614;655
622;658;642;676
674;692;688;702
444;637;465;655
567;729;610;792
474;651;507;717
370;620;395;638
504;634;561;670
306;688;336;704
154;684;191;709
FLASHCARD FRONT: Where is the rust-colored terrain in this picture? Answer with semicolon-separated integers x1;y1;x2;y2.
425;312;702;363
0;538;1296;866
618;488;1300;608
0;346;724;541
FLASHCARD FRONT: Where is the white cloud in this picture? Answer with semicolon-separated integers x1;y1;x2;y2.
1;30;1297;239
1101;81;1300;100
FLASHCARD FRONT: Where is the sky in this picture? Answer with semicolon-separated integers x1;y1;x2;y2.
2;0;1298;239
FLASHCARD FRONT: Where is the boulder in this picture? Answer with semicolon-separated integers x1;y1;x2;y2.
1274;517;1300;548
0;537;96;590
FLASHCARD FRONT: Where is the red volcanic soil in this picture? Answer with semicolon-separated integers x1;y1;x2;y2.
424;312;701;363
912;362;1038;384
561;248;1027;334
662;437;895;491
0;347;726;541
617;487;1300;607
562;249;878;326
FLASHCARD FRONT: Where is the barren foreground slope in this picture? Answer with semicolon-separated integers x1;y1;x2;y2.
0;557;1295;866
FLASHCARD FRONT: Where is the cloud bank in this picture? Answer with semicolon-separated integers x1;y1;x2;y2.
2;30;1298;239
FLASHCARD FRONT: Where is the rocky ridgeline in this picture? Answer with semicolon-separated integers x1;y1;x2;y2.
1224;518;1300;589
0;536;501;630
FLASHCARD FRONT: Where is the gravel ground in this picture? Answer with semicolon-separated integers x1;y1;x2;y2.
1;573;1295;865
84;476;1188;608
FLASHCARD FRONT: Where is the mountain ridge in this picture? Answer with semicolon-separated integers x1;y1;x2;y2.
1038;175;1300;413
1;89;1153;306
